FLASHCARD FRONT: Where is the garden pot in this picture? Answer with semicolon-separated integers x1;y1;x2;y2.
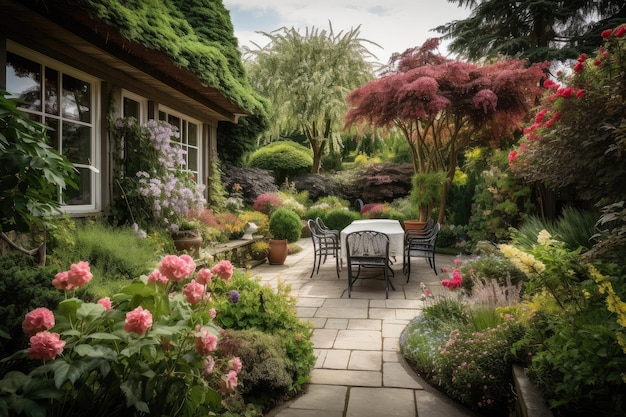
172;233;202;258
267;239;288;265
403;220;427;231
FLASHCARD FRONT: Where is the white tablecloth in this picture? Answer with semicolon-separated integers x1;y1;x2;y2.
340;219;405;259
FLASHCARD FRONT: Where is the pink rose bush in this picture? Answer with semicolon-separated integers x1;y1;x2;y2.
3;255;246;416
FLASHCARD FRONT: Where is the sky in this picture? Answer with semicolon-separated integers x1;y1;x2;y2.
222;0;473;66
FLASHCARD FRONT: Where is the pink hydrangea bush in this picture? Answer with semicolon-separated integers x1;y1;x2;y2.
3;256;246;416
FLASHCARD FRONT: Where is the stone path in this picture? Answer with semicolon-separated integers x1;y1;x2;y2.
249;238;481;417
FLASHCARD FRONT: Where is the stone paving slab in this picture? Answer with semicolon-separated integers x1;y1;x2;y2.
346;387;416;417
310;369;381;386
289;385;347;412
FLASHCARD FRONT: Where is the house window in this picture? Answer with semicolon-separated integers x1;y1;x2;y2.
158;108;201;182
5;46;99;212
121;90;146;123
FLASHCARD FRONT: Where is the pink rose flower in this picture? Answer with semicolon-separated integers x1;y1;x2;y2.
97;297;112;312
203;356;215;374
147;269;168;285
183;279;205;305
209;308;217;319
159;255;196;282
196;268;212;285
52;271;73;291
124;306;153;335
67;261;93;289
228;357;243;373
220;370;238;394
27;331;65;361
195;327;218;356
22;307;55;336
211;260;233;281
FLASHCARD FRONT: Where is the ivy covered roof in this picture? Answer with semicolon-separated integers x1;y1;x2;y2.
22;0;268;120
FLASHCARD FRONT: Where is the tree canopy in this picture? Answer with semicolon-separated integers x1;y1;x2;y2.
345;38;547;222
436;0;626;63
244;23;378;173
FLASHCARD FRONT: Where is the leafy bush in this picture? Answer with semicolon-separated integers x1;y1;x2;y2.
253;193;282;215
268;208;302;242
47;221;162;296
246;141;313;183
210;274;315;398
219;329;295;410
458;254;527;295
221;165;279;205
324;208;361;231
0;253;63;355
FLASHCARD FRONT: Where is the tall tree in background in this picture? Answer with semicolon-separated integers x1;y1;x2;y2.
244;23;377;173
436;0;626;63
344;38;547;223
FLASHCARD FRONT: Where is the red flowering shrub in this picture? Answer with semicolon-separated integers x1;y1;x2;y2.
253;193;282;215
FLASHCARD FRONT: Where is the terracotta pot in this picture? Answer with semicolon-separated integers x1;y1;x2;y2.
403;220;427;231
267;239;288;265
172;234;202;258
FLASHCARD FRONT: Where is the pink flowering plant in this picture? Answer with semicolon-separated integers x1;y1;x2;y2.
0;256;251;417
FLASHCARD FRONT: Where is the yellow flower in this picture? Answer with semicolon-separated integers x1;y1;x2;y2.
537;229;552;245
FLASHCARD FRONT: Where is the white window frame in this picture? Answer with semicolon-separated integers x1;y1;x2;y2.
6;41;101;214
121;90;147;124
157;106;202;184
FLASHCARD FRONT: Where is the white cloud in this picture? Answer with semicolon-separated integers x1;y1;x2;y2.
223;0;472;64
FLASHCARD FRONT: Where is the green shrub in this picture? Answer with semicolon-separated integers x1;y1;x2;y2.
48;220;162;296
210;274;315;397
554;206;599;251
220;329;295;410
0;253;63;355
458;254;527;294
268;208;302;243
324;209;361;231
247;141;313;183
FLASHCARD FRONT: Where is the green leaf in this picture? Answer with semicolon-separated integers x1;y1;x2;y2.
76;303;106;321
86;332;122;341
53;359;90;388
58;298;83;322
120;380;150;414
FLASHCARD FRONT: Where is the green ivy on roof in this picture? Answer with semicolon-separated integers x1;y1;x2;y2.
81;0;268;117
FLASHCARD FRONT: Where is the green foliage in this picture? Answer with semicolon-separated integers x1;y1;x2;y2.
510;27;626;203
459;254;527;294
466;148;534;244
0;253;62;355
210;274;315;396
247;141;313;184
82;0;268;117
321;152;343;172
323;209;361;231
410;171;447;222
48;220;162;296
219;329;295;410
268;208;302;243
0;90;76;233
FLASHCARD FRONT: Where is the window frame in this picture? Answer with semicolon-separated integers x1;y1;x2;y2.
6;41;101;214
157;106;202;184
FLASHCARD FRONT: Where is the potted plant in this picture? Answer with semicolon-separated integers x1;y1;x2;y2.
171;219;203;258
406;171;447;229
267;207;302;265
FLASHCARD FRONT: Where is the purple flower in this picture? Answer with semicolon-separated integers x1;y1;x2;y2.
228;290;240;304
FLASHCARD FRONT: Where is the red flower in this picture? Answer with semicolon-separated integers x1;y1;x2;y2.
616;26;626;38
576;89;584;99
557;87;573;98
508;150;518;165
573;62;584;74
601;29;613;39
577;53;587;62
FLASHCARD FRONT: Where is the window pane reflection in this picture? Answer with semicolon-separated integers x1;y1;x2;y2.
63;167;91;206
6;52;41;111
62;122;91;164
62;74;90;122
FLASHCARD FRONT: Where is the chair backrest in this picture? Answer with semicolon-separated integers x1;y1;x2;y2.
346;230;389;259
315;217;328;231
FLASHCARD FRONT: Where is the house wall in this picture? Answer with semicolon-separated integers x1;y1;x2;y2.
1;5;225;218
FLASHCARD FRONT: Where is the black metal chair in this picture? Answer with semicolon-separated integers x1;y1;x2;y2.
307;219;341;279
345;230;395;299
315;217;340;240
403;222;441;283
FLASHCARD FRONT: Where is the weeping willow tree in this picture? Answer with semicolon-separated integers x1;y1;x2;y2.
244;23;378;173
